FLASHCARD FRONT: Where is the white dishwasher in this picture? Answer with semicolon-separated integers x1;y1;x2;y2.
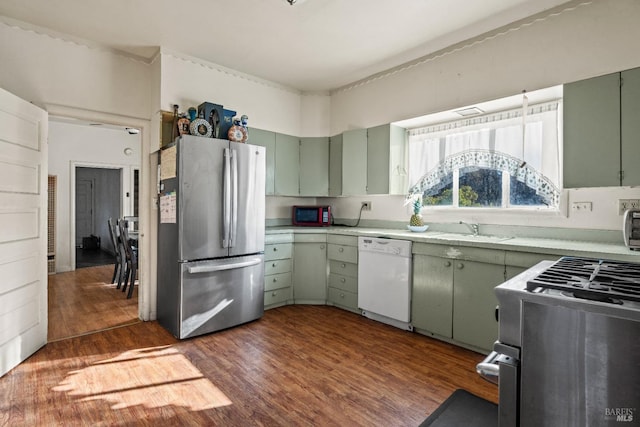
358;236;413;331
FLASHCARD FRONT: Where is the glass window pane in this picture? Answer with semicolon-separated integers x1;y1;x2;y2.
459;167;502;207
423;172;453;206
510;176;548;206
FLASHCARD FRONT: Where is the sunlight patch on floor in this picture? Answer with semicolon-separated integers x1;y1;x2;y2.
52;345;232;410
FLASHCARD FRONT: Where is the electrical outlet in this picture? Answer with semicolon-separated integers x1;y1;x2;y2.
571;201;592;212
362;201;371;211
618;199;640;215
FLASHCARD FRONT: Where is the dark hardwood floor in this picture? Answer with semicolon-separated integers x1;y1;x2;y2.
2;304;497;426
48;264;139;341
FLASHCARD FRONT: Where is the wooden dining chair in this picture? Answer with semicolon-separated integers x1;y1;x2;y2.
118;219;138;299
107;218;126;286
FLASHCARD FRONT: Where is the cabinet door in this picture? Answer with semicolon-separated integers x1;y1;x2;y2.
621;67;640;186
299;137;329;196
564;72;621;187
249;128;276;195
274;133;300;196
293;242;327;302
329;133;343;196
411;255;453;338
342;129;367;195
452;260;504;352
366;124;391;194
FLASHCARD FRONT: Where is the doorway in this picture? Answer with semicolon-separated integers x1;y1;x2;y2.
75;166;122;269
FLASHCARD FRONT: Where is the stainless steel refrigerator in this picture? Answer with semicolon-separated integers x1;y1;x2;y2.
157;135;266;339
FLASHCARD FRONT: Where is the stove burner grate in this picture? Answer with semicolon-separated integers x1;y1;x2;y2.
527;256;640;303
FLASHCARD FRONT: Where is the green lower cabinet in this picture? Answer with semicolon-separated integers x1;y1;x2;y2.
264;237;294;310
451;259;504;353
411;244;505;354
411;255;454;338
292;235;328;304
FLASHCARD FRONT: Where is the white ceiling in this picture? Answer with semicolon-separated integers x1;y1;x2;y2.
0;0;573;92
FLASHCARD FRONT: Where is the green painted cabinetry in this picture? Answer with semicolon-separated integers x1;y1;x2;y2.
342;129;368;196
329;133;343;197
412;243;504;353
327;234;359;312
299;137;329;196
292;234;328;304
264;234;294;309
564;67;640;187
274;133;300;196
249;128;276;195
366;124;407;195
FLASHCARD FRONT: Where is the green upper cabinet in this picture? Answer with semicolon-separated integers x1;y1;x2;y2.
299;137;329;196
621;67;640;186
366;124;407;195
274;133;300;196
329;133;343;197
342;128;368;196
564;72;620;188
248;128;276;195
564;67;640;188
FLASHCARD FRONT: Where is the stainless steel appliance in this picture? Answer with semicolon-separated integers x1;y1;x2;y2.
292;205;331;226
478;256;640;426
623;209;640;250
157;135;266;339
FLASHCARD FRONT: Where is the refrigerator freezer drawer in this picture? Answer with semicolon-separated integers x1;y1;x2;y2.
179;254;264;339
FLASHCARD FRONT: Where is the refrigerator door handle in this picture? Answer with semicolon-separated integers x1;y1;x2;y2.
222;147;231;248
187;257;262;274
230;148;238;248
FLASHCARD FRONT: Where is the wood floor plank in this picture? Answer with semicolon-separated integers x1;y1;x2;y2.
1;305;497;426
47;265;139;341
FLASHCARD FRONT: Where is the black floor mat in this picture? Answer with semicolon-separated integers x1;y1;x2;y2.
419;389;497;427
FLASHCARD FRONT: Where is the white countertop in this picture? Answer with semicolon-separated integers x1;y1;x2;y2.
266;226;640;262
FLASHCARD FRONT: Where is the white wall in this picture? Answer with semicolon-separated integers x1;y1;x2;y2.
0;20;151;119
324;0;640;233
49;120;141;272
159;51;305;136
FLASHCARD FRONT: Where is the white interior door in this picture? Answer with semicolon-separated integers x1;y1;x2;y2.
0;87;48;377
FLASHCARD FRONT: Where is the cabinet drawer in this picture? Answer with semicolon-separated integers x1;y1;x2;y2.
265;272;292;292
264;286;292;307
329;260;358;278
265;259;292;276
327;287;358;310
265;243;292;261
328;234;358;246
328;244;358;263
328;273;358;293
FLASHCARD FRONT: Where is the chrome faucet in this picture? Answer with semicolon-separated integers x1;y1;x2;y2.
460;221;479;236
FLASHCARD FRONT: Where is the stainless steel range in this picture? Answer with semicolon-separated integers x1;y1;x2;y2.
478;256;640;427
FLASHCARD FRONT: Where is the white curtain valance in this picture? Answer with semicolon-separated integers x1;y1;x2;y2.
408;100;561;207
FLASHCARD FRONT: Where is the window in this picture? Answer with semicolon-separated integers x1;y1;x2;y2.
408;101;561;209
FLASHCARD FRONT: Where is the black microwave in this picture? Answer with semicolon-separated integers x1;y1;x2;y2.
292;205;331;227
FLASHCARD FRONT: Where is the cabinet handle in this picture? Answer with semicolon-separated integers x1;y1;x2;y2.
341;263;346;268
273;247;278;252
320;245;325;250
273;277;278;282
272;292;277;296
338;247;344;252
340;293;345;298
444;261;451;267
341;278;346;283
457;263;464;270
272;263;277;267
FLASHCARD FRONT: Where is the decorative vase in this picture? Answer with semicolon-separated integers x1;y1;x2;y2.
228;117;248;143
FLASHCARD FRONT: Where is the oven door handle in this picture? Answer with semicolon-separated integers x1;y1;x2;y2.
476;351;500;384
